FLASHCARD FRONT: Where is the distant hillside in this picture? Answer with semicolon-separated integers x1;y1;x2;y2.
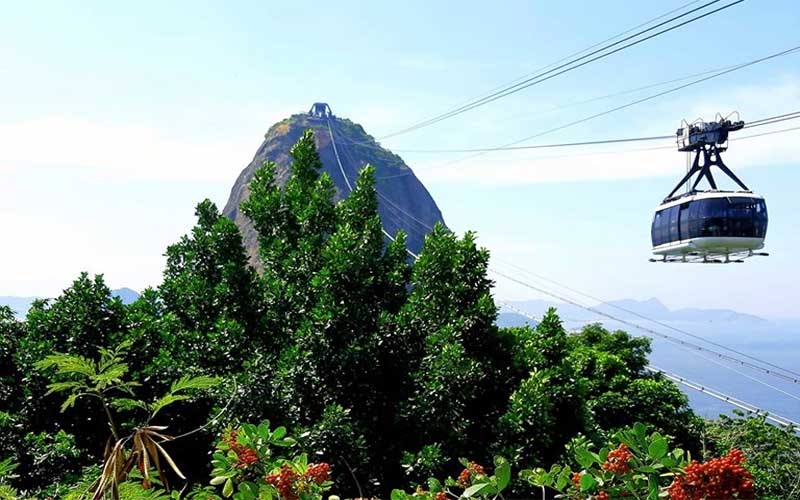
503;297;768;326
222;107;446;265
0;288;139;318
496;312;537;328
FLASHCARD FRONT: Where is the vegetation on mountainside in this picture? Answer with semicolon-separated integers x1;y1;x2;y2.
0;130;795;499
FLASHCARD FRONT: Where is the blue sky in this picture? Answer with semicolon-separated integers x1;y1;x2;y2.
1;0;798;317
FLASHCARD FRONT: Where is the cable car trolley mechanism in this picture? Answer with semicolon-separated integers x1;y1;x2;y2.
650;113;769;263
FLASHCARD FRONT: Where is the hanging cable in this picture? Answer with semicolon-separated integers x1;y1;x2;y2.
433;46;800;167
647;367;800;428
437;0;708;120
380;0;745;140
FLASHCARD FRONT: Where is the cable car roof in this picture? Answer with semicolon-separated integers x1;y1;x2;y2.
655;190;764;211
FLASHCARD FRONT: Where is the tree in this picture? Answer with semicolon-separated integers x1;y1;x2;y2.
566;323;703;448
397;226;514;480
241;129;336;345
160;199;262;374
494;310;587;467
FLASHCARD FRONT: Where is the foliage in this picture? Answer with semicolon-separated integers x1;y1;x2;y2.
1;129;724;498
207;421;333;500
36;341;221;498
524;422;755;500
391;456;511;500
565;322;704;449
160;199;263;376
705;411;800;500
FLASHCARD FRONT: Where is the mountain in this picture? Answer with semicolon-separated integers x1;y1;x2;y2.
112;287;140;305
496;312;538;328
222;104;446;265
503;297;768;325
0;288;140;319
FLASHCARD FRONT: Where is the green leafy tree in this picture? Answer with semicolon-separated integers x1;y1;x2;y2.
494;310;587;467
0;307;24;461
567;323;703;448
398;226;513;479
160;199;263;374
12;274;128;491
241;129;336;344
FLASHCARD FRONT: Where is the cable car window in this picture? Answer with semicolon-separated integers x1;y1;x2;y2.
679;203;690;241
668;206;680;242
652;210;666;246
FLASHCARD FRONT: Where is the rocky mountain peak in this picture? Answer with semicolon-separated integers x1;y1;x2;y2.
222;107;446;266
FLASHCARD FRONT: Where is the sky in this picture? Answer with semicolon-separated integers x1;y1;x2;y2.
1;0;799;318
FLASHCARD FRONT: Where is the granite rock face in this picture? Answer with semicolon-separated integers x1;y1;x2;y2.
222;112;446;266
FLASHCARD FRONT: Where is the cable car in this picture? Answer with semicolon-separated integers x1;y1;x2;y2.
650;114;769;263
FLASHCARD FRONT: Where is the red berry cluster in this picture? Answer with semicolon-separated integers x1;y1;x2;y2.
435;492;448;500
571;472;583;487
224;430;259;468
601;443;633;474
595;492;609;500
265;462;333;500
305;462;332;485
667;449;754;500
457;461;486;487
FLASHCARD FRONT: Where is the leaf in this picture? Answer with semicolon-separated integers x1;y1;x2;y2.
149;394;190;418
109;398;147;412
169;375;222;394
391;489;409;500
575;448;596;469
428;477;443;492
60;393;80;413
271;426;287;440
555;468;570;491
223;478;234;498
579;474;597;492
648;435;668;460
152;440;186;479
462;482;494;498
494;456;511;491
44;381;82;395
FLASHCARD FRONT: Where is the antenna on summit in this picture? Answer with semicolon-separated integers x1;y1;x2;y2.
309;102;334;119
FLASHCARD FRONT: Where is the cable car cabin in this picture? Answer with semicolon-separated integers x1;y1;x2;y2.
651;192;768;262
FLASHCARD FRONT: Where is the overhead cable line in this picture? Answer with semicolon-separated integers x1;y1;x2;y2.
371;117;800;182
393;111;800;154
433;45;800;166
646;367;800;428
380;0;744;140
439;0;708;120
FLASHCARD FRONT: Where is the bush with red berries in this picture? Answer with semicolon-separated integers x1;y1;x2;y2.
522;422;757;500
207;421;333;500
390;457;510;500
